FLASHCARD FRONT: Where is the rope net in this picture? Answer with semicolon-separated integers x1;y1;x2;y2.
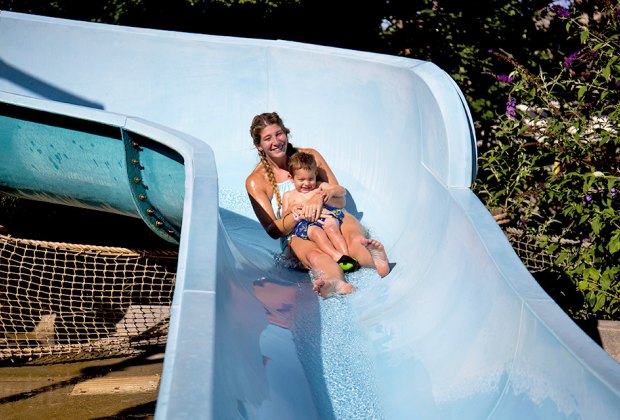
0;233;177;365
503;227;556;273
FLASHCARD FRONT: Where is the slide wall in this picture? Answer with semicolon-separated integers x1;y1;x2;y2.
1;11;619;419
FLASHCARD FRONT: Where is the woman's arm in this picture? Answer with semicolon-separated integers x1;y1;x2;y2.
303;148;346;208
245;173;298;239
318;182;346;208
302;148;339;185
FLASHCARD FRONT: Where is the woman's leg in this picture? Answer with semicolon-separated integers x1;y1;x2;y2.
340;213;391;277
290;237;353;298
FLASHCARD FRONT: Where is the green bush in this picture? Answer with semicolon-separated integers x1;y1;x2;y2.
473;3;620;319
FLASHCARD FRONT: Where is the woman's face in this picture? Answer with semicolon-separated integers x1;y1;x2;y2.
258;124;287;159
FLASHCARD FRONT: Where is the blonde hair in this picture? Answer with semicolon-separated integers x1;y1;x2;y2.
249;112;296;218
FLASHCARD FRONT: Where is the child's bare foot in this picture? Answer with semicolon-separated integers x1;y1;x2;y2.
313;278;354;298
362;238;390;277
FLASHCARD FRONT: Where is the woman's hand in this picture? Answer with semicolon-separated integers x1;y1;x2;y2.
301;192;324;222
318;182;346;208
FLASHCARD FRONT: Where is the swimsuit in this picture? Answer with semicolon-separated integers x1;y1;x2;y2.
272;180;296;251
273;180;358;273
293;205;345;240
272;180;346;245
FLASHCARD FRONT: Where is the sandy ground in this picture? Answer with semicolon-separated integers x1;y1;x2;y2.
0;352;163;420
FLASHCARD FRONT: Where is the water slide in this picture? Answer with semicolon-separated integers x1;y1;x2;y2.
1;10;619;419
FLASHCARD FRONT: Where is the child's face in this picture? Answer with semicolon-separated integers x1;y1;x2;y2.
292;168;317;193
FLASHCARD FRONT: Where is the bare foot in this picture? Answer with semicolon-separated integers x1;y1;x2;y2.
313;278;354;298
362;238;390;277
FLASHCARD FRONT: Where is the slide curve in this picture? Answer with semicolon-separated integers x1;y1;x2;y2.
1;11;619;419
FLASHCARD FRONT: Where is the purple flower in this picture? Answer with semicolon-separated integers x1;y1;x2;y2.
612;187;617;197
565;51;579;68
551;6;571;18
566;49;599;68
496;74;514;83
506;97;517;119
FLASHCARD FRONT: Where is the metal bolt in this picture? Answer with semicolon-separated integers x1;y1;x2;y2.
139;193;147;201
133;176;141;184
146;208;155;215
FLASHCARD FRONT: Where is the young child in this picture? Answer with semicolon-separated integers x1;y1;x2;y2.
282;152;360;273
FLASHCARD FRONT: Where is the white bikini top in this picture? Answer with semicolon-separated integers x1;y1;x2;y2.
271;180;295;216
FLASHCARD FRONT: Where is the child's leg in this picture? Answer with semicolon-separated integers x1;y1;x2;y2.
321;216;349;256
307;225;343;262
321;216;360;273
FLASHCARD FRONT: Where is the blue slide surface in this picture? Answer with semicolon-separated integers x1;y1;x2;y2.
1;11;619;419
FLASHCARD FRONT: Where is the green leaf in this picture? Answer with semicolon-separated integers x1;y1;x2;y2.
593;293;606;313
585;267;600;282
578;85;587;99
556;251;568;265
609;234;620;254
591;216;602;235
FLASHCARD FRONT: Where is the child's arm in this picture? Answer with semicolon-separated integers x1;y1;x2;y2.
318;182;346;208
283;191;304;221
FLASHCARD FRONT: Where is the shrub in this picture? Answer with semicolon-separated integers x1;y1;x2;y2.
474;2;620;319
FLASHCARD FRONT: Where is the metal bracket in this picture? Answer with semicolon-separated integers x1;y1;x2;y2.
122;130;180;244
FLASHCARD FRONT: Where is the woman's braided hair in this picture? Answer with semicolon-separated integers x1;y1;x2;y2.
250;112;297;218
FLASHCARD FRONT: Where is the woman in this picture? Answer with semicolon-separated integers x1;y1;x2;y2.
245;112;390;298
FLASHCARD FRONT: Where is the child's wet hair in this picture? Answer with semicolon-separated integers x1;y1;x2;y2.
288;152;317;176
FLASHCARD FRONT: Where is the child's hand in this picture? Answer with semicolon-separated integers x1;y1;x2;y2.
292;204;303;221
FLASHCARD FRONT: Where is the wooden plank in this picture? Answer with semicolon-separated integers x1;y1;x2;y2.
70;375;160;395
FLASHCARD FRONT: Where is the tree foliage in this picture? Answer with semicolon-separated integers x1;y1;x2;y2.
0;0;386;52
379;0;577;145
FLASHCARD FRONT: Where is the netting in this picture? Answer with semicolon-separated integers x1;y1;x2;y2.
0;233;177;365
503;227;556;273
490;209;555;273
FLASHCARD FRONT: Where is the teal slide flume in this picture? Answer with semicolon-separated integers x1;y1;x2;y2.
1;11;619;419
